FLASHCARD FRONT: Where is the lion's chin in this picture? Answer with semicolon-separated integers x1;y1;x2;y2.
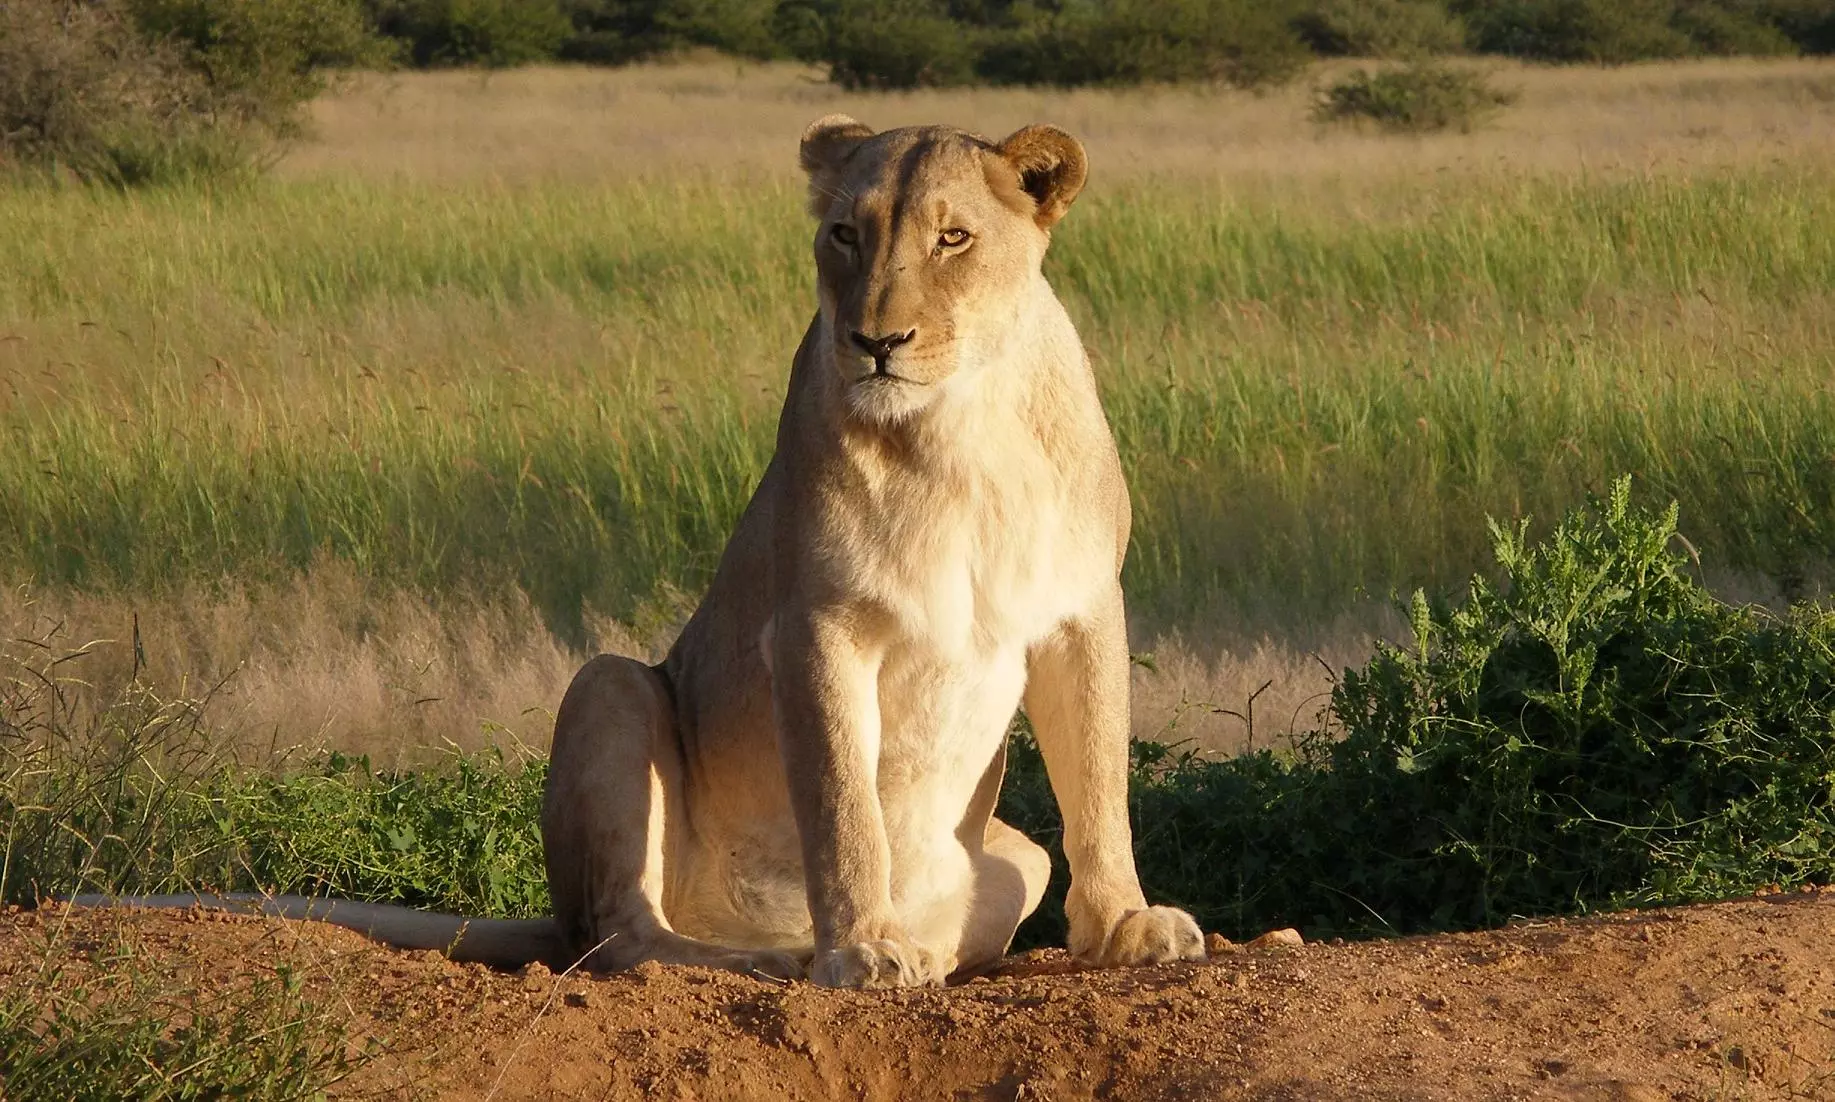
842;375;935;425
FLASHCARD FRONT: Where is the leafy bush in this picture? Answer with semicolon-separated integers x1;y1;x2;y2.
976;0;1310;89
1458;0;1689;61
650;0;786;58
1672;0;1799;55
561;0;819;64
0;0;232;185
374;0;571;67
809;0;980;90
1293;0;1469;58
1455;0;1803;62
1760;0;1835;52
1008;478;1835;943
0;0;380;186
129;0;386;122
0;610;548;915
783;0;1308;91
1312;60;1517;132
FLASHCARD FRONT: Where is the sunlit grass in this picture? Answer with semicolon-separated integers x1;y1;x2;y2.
0;175;1831;630
4;168;1834;641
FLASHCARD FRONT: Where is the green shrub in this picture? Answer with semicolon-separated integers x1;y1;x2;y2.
1312;60;1516;132
790;0;981;89
128;0;386;123
0;0;233;185
1672;0;1799;55
1293;0;1469;58
784;0;1308;91
0;0;381;186
1007;478;1835;944
976;0;1310;88
1458;0;1692;61
0;611;547;915
374;0;571;67
1758;0;1835;52
556;0;664;62
1455;0;1807;62
651;0;786;58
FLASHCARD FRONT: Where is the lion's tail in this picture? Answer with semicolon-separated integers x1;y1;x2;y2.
62;893;564;970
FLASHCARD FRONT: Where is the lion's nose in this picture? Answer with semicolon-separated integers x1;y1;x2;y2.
850;329;917;371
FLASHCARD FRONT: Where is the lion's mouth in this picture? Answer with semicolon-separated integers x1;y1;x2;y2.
855;365;918;385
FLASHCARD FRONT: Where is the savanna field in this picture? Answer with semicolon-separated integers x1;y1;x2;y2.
6;56;1835;1099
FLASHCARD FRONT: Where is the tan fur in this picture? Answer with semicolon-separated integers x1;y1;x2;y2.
68;117;1204;988
541;116;1203;988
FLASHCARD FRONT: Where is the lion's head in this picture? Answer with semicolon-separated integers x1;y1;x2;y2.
797;115;1087;424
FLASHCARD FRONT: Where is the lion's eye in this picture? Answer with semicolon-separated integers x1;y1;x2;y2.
938;228;971;249
831;224;858;247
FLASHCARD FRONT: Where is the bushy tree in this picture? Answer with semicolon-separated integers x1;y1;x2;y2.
976;0;1309;87
371;0;571;67
561;0;783;62
0;0;382;185
1455;0;1808;61
1293;0;1468;57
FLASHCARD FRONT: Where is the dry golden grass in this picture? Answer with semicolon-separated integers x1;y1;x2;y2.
289;56;1835;189
6;576;1350;758
1;575;654;764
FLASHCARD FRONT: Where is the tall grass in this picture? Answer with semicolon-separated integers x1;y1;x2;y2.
3;169;1833;642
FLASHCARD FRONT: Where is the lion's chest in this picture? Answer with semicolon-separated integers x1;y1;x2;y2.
833;446;1101;769
853;458;1091;661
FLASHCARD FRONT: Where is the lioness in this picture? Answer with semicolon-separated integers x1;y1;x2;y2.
74;116;1205;988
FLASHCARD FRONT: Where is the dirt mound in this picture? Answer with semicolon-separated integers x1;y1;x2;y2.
6;893;1832;1100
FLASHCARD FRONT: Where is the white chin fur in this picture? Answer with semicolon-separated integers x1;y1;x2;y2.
843;377;933;424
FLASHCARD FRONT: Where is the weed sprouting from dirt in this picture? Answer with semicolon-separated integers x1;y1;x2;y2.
0;914;374;1101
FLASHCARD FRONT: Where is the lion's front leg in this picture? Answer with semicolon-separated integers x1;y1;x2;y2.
770;609;950;989
1023;589;1205;968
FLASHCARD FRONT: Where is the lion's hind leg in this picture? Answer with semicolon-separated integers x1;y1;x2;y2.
948;816;1052;979
543;655;803;981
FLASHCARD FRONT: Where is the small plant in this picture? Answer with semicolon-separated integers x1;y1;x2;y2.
0;918;372;1101
1313;60;1517;134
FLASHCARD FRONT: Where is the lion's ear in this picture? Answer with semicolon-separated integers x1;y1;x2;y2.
799;114;875;219
995;125;1087;229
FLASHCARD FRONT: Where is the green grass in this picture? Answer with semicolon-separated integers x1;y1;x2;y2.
0;631;547;915
3;169;1834;639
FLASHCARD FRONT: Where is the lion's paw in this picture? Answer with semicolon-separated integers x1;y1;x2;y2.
811;937;948;989
719;948;809;983
1097;905;1205;968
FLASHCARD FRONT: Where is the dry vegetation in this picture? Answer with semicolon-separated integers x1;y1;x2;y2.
289;57;1835;185
6;58;1835;759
